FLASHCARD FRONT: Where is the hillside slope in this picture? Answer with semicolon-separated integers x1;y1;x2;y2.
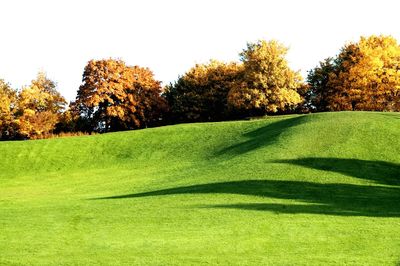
1;112;399;265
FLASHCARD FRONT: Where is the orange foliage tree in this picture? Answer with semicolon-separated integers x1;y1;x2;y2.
307;35;400;111
75;59;167;132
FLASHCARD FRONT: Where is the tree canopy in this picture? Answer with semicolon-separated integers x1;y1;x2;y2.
17;72;67;138
164;60;242;122
228;40;303;115
75;59;167;132
0;80;18;139
307;35;400;111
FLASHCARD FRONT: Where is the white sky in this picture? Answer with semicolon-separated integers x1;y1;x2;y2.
1;0;399;102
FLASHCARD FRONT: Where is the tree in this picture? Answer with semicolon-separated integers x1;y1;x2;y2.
307;35;400;111
126;65;168;129
164;60;243;122
305;58;336;112
75;59;167;132
17;72;66;139
0;80;18;139
228;40;303;115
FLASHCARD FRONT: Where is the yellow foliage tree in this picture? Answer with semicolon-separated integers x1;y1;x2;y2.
17;72;66;138
0;80;18;139
228;40;303;115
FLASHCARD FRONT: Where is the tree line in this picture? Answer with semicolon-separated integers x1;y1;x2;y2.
1;35;400;140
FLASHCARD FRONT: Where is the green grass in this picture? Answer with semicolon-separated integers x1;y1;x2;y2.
1;111;399;265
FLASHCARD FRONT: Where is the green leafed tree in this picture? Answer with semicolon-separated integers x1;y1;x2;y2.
305;57;336;112
164;60;243;122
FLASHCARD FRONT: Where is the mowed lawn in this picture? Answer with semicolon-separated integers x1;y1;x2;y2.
1;112;400;265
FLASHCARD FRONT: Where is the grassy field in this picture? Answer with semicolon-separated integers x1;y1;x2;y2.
1;111;399;265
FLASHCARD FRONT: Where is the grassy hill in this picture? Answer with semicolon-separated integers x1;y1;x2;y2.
1;111;399;265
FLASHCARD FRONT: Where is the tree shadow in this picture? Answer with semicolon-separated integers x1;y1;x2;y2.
214;115;306;157
204;203;395;217
376;112;400;120
93;179;400;217
274;158;400;186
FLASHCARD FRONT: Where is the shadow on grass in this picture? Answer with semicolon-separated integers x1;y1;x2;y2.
376;112;400;120
94;179;400;217
274;158;400;186
214;116;306;157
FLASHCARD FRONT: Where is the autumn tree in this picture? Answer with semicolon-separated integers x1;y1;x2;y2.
228;40;303;116
164;60;243;122
17;72;67;138
0;80;18;139
75;59;167;132
307;35;400;111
